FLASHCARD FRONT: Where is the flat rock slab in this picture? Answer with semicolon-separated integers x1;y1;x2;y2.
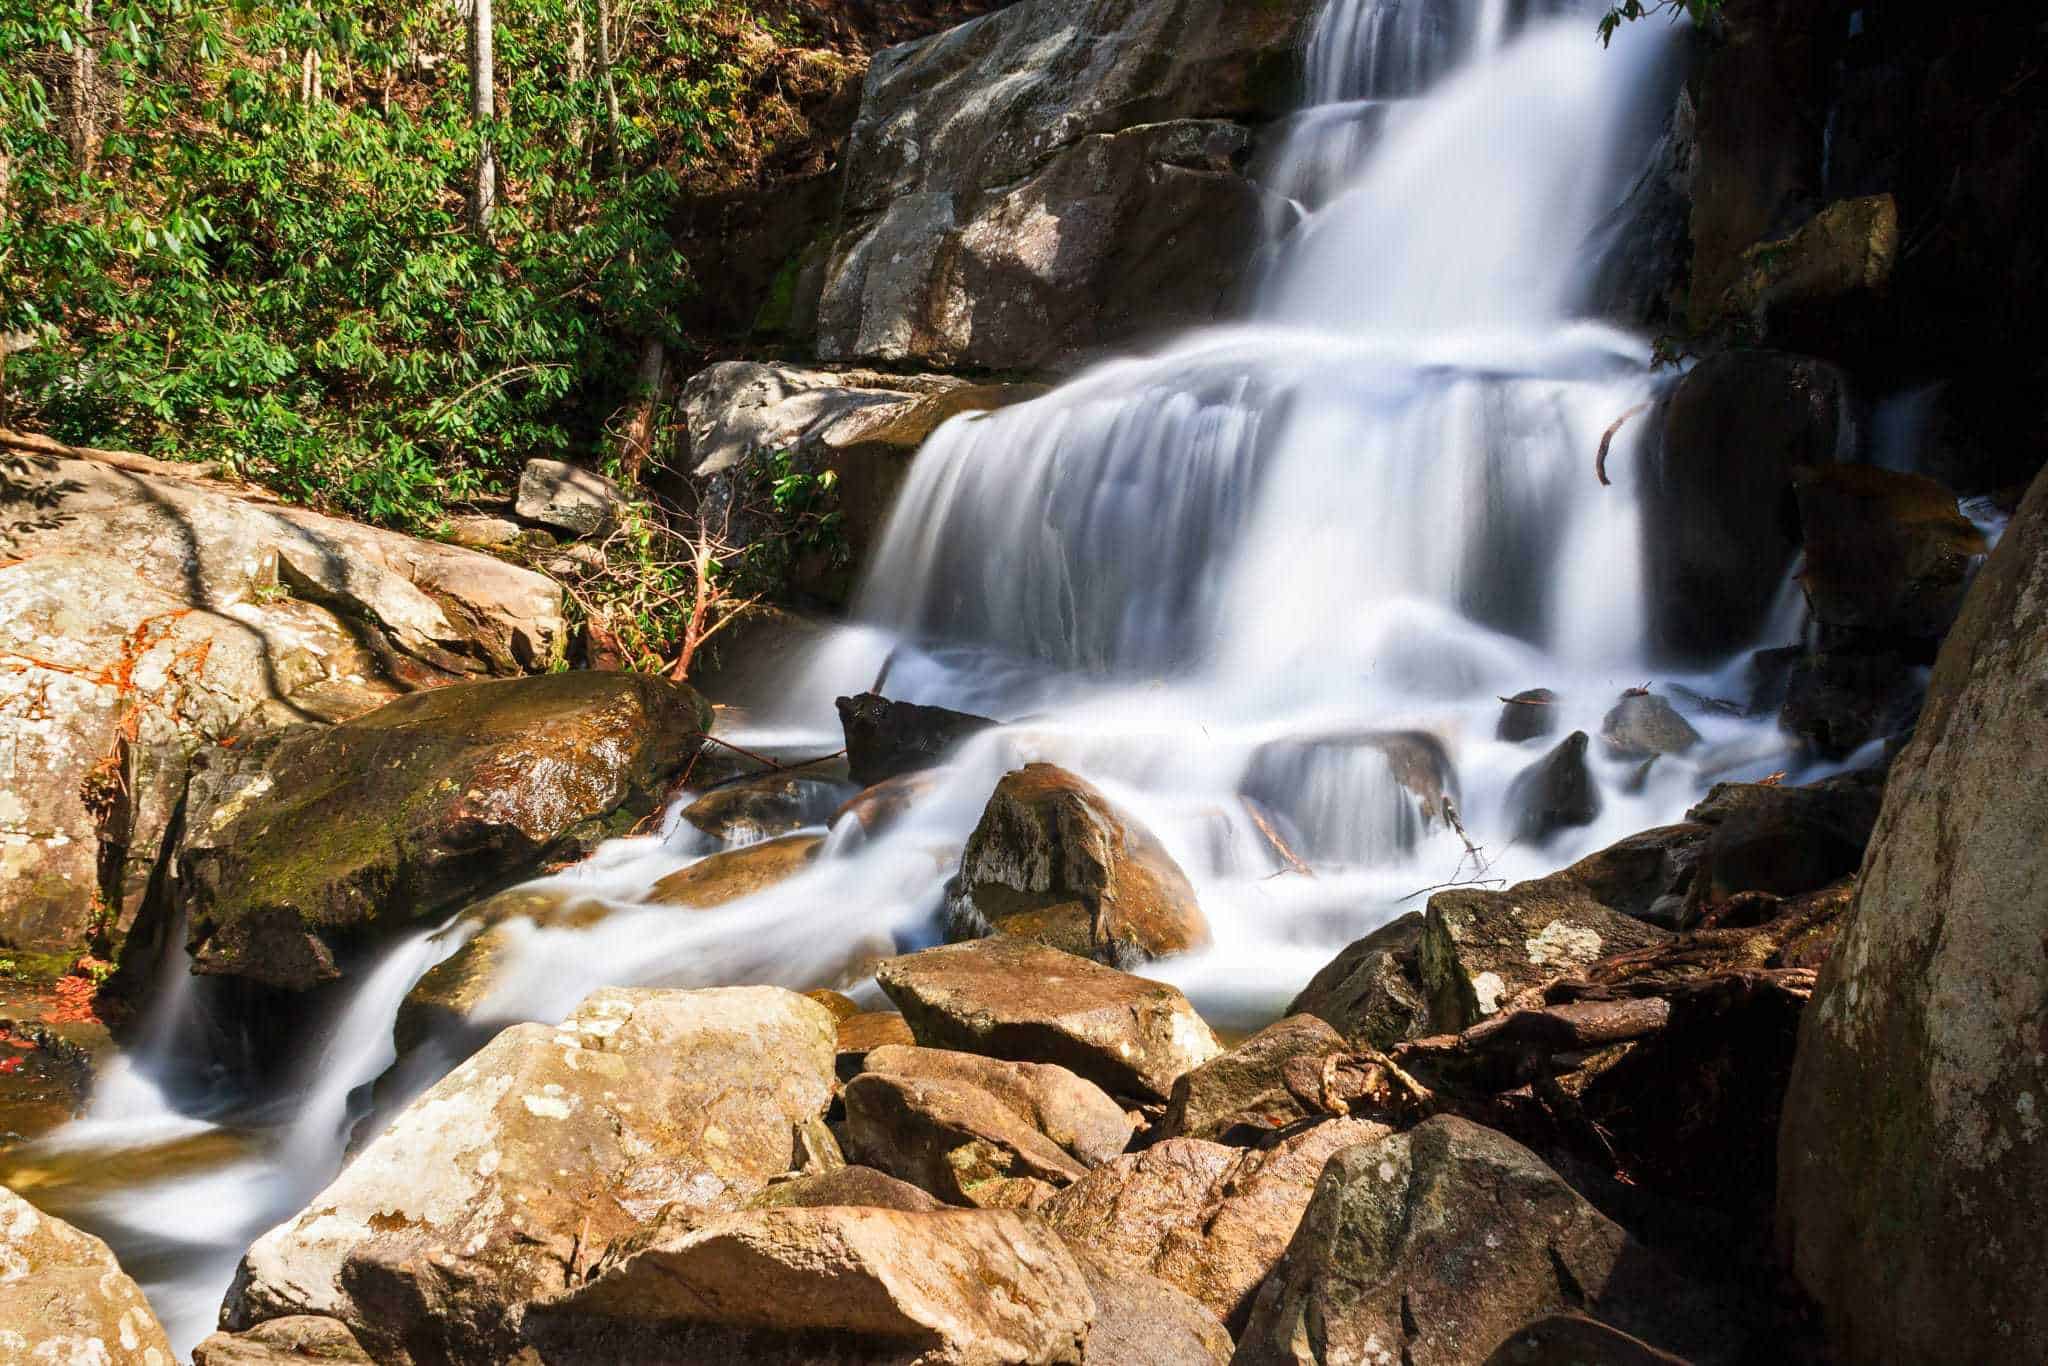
877;939;1221;1102
521;1205;1092;1364
224;986;836;1363
178;672;709;990
862;1045;1132;1166
843;1070;1086;1208
515;459;625;538
0;1182;174;1365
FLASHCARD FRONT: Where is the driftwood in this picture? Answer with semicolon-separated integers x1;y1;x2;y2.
1594;402;1653;486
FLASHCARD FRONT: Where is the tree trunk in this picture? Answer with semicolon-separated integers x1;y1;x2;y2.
68;0;99;172
617;337;667;482
593;0;621;164
469;0;497;234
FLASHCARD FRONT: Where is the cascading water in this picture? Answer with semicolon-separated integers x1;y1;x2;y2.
29;4;1836;1354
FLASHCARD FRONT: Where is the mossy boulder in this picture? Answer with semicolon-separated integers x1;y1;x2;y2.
176;672;710;991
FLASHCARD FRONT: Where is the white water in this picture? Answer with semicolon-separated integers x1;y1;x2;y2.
32;4;1835;1355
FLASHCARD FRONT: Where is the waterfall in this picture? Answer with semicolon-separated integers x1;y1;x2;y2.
41;6;1818;1357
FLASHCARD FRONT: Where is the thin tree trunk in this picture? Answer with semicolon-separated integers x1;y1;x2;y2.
593;0;621;165
69;0;99;172
618;337;667;482
469;0;497;234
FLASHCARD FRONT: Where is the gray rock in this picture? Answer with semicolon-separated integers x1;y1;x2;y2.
1497;687;1561;742
837;692;999;786
1599;692;1702;759
1420;883;1671;1032
1778;464;2048;1362
1505;730;1602;844
514;458;624;538
1285;912;1433;1050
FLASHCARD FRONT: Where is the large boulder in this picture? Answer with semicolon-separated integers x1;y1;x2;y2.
1721;194;1900;349
175;672;708;990
223;986;836;1362
1420;883;1671;1033
1778;466;2048;1361
945;763;1209;966
1042;1118;1390;1329
1234;1117;1732;1365
0;450;563;952
519;1205;1093;1364
1648;351;1849;660
1066;1246;1232;1366
1285;912;1433;1050
876;939;1221;1102
1792;462;1985;653
0;1183;175;1364
817;0;1315;370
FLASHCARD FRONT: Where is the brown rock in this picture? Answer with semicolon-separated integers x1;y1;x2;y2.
842;1070;1086;1207
0;1183;174;1364
746;1165;943;1214
192;1316;373;1364
1065;1245;1231;1366
520;1206;1093;1364
1042;1118;1390;1328
863;1045;1133;1165
1285;912;1432;1049
946;763;1208;967
836;1011;918;1081
877;939;1221;1102
681;772;853;844
649;833;825;908
1792;461;1985;647
833;769;946;839
1156;1014;1347;1142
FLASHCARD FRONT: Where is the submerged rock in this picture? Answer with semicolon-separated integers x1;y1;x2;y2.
223;986;836;1362
1241;730;1455;860
1779;465;2048;1362
520;1206;1093;1364
0;1183;174;1365
649;832;825;908
1285;912;1433;1050
1496;687;1561;742
1599;692;1701;759
1235;1118;1733;1365
680;772;852;844
176;672;709;991
876;939;1221;1102
945;763;1210;966
1043;1119;1390;1329
1505;730;1601;844
835;692;998;786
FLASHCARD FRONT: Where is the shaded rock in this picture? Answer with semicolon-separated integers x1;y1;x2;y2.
1484;1315;1690;1366
819;0;1315;369
648;832;824;908
1505;730;1601;845
1793;461;1985;649
1723;194;1900;345
1241;730;1455;862
1496;688;1560;742
0;1182;174;1364
192;1316;372;1365
746;1165;943;1215
835;1011;917;1081
1557;824;1709;928
520;1206;1092;1364
945;763;1208;966
514;459;624;538
877;939;1221;1102
863;1044;1132;1166
836;692;999;786
1285;912;1432;1050
842;1070;1086;1208
1156;1014;1348;1142
1778;464;2048;1362
176;673;710;990
1650;351;1849;659
1780;648;1917;757
1042;1119;1390;1329
1683;773;1882;917
223;986;836;1363
1065;1245;1232;1366
1235;1117;1731;1365
1421;884;1672;1032
1599;693;1701;759
682;772;852;844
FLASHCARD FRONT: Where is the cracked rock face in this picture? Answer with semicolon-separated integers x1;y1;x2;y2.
221;986;837;1364
0;1183;174;1365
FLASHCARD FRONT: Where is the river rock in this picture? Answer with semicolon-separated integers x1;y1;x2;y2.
0;1183;174;1365
1505;730;1601;844
745;1165;943;1214
1235;1117;1729;1365
1599;692;1701;759
176;672;709;991
841;1070;1086;1208
945;763;1209;966
1556;823;1710;928
1778;465;2048;1361
835;1011;917;1080
649;833;825;908
862;1045;1133;1166
833;769;946;839
1649;351;1849;659
836;692;999;786
1285;912;1432;1050
192;1316;372;1364
519;1206;1093;1364
818;0;1314;369
876;939;1221;1102
1682;772;1882;919
1066;1245;1232;1366
1042;1118;1390;1329
1792;461;1985;650
1242;730;1455;860
513;459;624;538
1779;647;1918;757
1497;687;1561;742
222;986;836;1362
1420;883;1671;1032
1155;1014;1348;1143
681;772;852;844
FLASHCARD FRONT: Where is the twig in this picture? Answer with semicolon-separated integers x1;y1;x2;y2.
1594;402;1652;487
1397;876;1506;903
1242;798;1315;878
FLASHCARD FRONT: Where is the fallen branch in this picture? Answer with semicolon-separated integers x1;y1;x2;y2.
1594;402;1653;486
1242;798;1315;878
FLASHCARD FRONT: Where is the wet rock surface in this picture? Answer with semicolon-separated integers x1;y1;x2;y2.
945;762;1209;966
1598;692;1701;760
0;1183;174;1365
836;691;999;785
649;832;825;908
176;672;710;990
876;939;1221;1102
1505;730;1601;844
1496;687;1561;742
680;772;853;843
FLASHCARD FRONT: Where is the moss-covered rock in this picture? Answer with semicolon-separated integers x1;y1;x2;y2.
176;672;710;991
